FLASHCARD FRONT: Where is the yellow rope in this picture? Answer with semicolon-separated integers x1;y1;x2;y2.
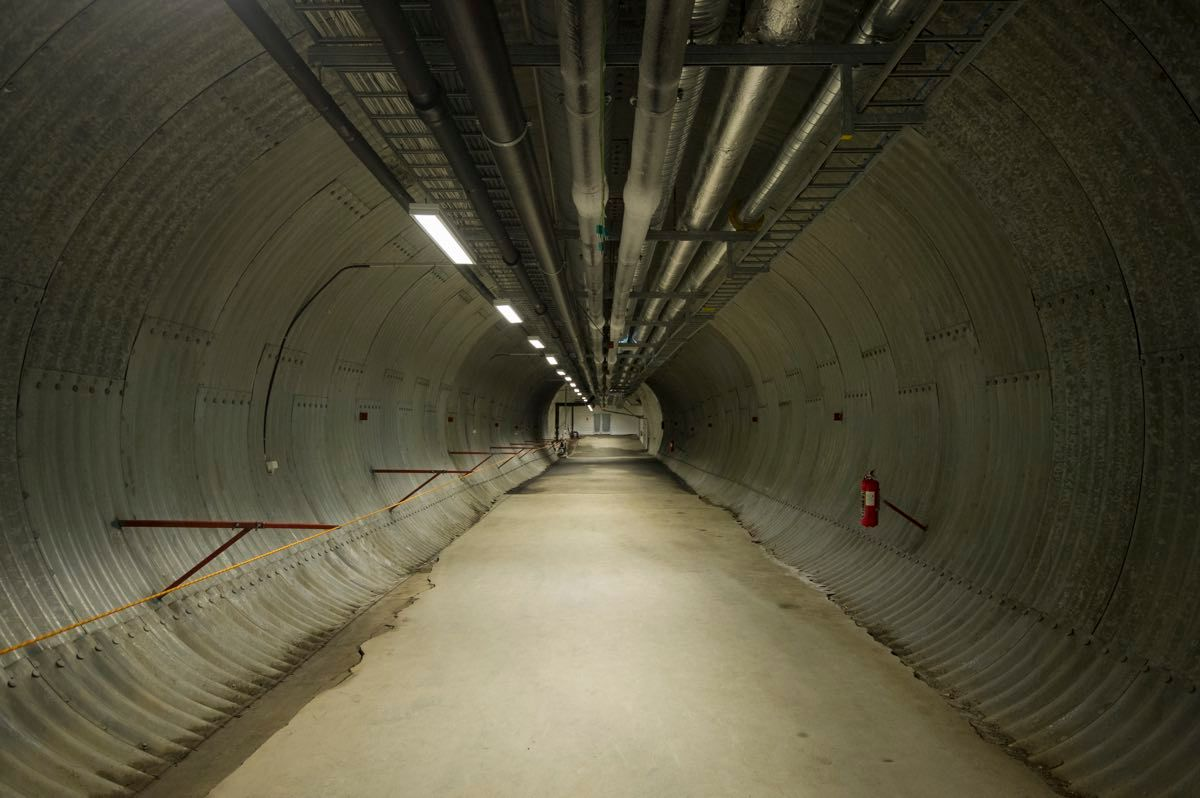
0;444;550;657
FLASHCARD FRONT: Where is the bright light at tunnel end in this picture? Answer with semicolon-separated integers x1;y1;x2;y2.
494;301;522;324
409;203;473;265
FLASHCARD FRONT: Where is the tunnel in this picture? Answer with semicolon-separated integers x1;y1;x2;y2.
2;0;1198;795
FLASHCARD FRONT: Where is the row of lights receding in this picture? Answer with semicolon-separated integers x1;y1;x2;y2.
498;303;589;407
410;205;593;411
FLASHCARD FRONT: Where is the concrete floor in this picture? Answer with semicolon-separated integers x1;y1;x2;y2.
211;436;1052;797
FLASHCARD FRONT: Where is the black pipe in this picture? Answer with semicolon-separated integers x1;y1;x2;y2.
261;264;368;456
453;265;495;303
431;0;598;397
225;0;413;212
361;0;542;313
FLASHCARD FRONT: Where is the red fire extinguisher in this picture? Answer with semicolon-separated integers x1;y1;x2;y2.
861;470;879;527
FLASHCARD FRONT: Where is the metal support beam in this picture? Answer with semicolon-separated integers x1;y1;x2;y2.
161;527;253;594
630;291;705;299
307;42;915;71
883;499;929;531
389;472;444;511
372;468;472;474
118;517;336;595
498;449;527;467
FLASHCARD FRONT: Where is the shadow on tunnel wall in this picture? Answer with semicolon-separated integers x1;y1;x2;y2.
0;0;1197;796
652;2;1200;794
0;1;560;793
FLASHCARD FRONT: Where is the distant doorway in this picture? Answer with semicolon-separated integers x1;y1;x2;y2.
592;413;612;433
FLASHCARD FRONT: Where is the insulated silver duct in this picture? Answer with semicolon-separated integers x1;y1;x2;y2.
607;0;729;368
627;0;822;351
432;0;598;397
607;0;696;372
557;0;610;371
652;0;928;333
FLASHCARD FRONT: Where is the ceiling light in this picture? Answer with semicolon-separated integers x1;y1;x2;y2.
556;369;566;376
528;337;545;349
545;355;558;365
587;404;593;411
493;300;522;324
410;203;473;265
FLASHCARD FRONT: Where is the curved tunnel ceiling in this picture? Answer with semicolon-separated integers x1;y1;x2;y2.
2;0;1199;796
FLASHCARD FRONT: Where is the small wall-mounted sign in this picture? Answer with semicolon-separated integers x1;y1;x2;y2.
833;412;843;421
359;411;369;421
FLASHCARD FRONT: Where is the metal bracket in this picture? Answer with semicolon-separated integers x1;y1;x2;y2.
629;291;705;299
854;109;927;130
841;63;855;137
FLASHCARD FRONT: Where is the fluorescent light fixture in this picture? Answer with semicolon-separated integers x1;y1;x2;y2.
556;369;566;376
493;301;522;324
587;404;594;411
545;355;558;365
409;203;473;265
528;337;545;350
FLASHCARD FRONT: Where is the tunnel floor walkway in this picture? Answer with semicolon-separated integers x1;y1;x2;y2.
209;436;1050;797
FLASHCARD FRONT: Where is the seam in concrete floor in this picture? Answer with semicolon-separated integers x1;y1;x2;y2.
136;491;527;798
201;438;1058;798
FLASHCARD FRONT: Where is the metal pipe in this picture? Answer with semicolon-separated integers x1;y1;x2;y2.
607;0;695;368
389;472;444;511
555;0;610;370
432;1;598;398
653;0;927;332
884;498;929;531
161;527;254;594
627;0;821;350
360;0;538;312
608;0;729;368
528;2;586;342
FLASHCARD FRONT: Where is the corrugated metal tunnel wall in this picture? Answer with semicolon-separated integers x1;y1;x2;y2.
1;1;1198;796
0;2;558;794
652;2;1200;795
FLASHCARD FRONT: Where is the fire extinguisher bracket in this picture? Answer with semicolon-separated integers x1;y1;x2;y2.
861;470;879;528
858;469;929;531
